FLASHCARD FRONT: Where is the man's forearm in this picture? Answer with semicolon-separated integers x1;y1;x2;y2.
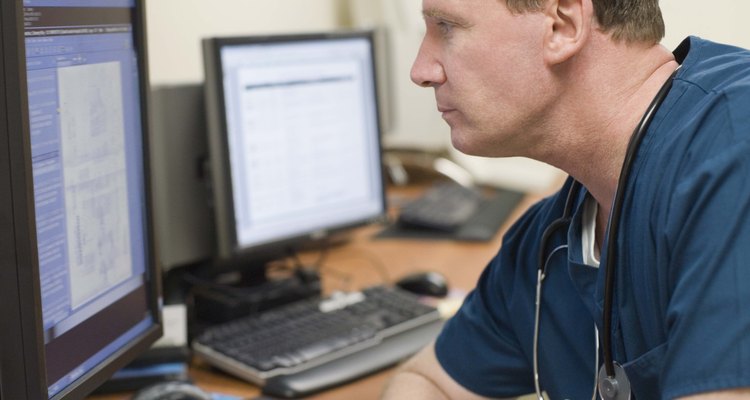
380;343;496;400
381;369;451;400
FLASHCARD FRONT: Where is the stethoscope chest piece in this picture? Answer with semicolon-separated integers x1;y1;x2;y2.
597;363;631;400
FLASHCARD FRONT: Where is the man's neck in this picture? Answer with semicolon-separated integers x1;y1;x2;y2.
545;38;679;220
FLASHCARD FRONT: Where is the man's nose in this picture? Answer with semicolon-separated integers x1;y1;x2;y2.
410;41;444;87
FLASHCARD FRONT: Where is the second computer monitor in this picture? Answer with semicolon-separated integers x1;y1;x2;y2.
203;31;387;266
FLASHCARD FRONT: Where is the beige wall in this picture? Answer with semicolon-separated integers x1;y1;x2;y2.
144;0;750;103
144;0;750;191
662;1;750;50
391;1;750;192
145;0;344;84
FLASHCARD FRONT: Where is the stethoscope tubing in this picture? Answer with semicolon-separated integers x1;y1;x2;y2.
533;181;581;399
532;67;679;397
601;68;678;378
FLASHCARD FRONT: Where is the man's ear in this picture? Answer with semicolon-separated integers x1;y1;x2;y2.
542;0;593;65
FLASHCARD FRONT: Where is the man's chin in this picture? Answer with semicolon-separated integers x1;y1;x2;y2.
450;136;492;157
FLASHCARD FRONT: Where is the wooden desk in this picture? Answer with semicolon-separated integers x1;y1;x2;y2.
89;187;543;400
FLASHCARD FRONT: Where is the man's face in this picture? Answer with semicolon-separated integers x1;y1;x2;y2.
411;0;552;157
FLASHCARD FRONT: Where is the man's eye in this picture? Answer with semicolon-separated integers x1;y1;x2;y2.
436;21;454;35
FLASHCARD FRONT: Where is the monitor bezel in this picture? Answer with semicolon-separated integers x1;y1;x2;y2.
0;1;163;399
202;30;388;264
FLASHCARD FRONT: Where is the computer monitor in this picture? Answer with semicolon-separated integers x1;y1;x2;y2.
0;1;162;399
202;31;387;276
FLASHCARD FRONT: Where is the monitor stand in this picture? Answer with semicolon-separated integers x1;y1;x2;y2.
175;259;322;336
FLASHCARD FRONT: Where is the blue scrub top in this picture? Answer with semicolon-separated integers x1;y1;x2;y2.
435;36;750;399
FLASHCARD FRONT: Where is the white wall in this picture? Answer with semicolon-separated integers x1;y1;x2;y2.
662;1;750;50
347;0;564;191
144;1;750;192
355;1;750;193
145;0;342;84
348;0;449;152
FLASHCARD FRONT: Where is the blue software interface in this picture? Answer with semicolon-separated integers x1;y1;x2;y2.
23;0;152;396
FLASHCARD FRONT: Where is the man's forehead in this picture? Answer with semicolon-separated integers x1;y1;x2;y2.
422;7;468;23
422;0;504;21
421;0;479;22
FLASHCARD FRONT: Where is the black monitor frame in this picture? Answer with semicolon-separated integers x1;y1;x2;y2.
0;1;162;399
202;30;388;275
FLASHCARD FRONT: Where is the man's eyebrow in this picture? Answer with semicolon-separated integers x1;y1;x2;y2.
422;8;473;27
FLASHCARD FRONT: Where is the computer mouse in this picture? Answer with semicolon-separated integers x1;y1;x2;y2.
131;380;212;400
395;271;449;298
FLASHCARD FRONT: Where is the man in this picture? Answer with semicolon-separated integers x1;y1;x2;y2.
382;0;750;399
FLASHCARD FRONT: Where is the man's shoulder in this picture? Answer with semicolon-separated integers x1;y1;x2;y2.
677;36;750;94
660;36;750;154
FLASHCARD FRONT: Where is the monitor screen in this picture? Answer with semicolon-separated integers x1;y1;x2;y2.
0;0;161;399
203;32;387;262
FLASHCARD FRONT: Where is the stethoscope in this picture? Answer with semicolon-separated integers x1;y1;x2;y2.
533;67;679;400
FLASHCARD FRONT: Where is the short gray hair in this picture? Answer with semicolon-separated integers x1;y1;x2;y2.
504;0;665;44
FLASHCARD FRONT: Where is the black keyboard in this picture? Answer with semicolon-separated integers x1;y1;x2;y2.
397;182;482;232
191;285;443;398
